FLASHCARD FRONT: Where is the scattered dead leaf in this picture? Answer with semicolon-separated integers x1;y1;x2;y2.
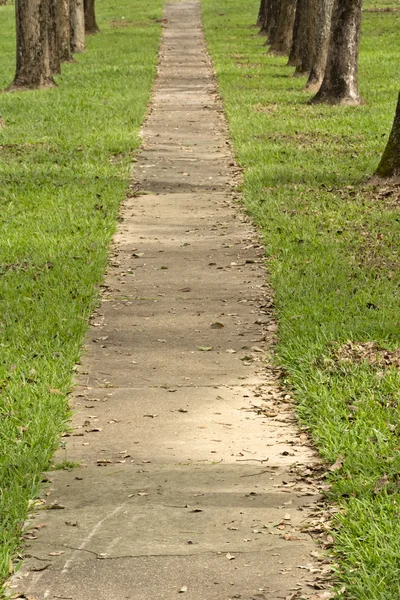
328;454;343;472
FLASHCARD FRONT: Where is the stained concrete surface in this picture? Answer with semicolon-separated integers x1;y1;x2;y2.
10;2;328;599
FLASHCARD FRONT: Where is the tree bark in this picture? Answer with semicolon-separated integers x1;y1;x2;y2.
305;0;334;90
375;93;400;179
258;0;270;35
59;0;73;62
84;0;99;34
70;0;85;53
267;0;279;39
291;0;317;76
268;0;297;56
288;0;303;65
9;0;55;90
310;0;363;105
257;0;266;28
48;0;61;74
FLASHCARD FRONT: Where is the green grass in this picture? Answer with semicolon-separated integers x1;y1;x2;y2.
0;0;162;586
201;1;400;598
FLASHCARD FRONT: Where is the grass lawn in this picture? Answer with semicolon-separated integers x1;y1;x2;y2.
0;0;162;587
201;1;400;598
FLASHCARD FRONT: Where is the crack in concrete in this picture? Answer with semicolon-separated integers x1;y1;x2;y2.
10;2;327;597
62;545;283;561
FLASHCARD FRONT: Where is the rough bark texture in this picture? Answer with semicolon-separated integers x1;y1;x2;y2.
10;0;55;90
376;93;400;178
259;0;270;34
70;0;85;53
292;0;317;76
84;0;99;34
268;0;297;56
257;0;266;27
266;0;280;40
49;0;61;74
311;0;363;105
288;0;305;66
59;0;73;62
306;0;334;90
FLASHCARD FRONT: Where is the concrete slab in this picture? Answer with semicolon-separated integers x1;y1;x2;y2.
9;2;329;599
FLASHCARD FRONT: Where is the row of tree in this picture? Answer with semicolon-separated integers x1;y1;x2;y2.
257;0;399;178
9;0;98;91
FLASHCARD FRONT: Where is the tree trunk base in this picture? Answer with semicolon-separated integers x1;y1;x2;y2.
6;78;57;92
293;68;309;78
304;81;321;92
369;174;400;185
268;48;289;56
309;93;363;105
85;26;99;34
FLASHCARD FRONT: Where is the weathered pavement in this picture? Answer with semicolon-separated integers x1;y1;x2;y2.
11;2;325;599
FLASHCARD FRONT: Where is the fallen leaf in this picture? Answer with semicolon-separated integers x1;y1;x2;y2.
197;346;213;352
179;287;192;293
47;502;66;510
30;564;50;572
328;454;343;472
374;474;389;494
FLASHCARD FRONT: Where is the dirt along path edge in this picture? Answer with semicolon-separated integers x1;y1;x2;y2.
9;2;334;599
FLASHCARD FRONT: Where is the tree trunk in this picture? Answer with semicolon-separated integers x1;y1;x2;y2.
84;0;99;34
268;0;297;56
305;0;334;90
259;0;270;35
375;93;400;179
264;0;281;44
9;0;55;90
70;0;85;53
59;0;73;62
292;0;317;76
288;0;304;66
48;0;61;74
257;0;266;28
310;0;363;105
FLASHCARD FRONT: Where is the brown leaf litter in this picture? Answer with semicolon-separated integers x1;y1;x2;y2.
333;341;400;370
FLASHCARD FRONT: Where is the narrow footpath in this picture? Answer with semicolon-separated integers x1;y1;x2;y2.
12;2;326;599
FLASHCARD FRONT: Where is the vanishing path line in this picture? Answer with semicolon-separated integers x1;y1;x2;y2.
11;3;325;599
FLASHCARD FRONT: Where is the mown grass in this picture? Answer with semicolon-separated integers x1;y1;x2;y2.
0;0;162;586
201;1;400;598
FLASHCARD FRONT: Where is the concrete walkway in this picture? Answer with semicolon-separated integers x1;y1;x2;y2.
11;2;325;599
